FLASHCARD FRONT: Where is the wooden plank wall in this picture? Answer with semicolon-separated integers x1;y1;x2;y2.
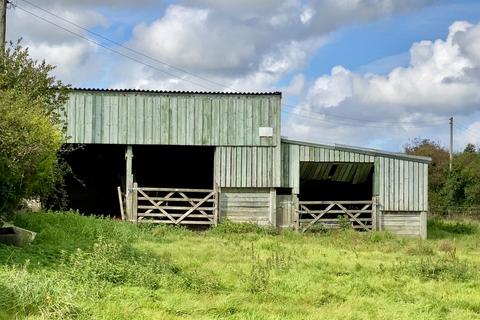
64;91;281;146
380;212;427;239
214;146;281;188
376;158;428;212
219;188;271;225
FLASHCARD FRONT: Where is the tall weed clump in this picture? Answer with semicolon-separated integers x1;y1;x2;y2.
391;248;475;282
0;264;84;319
62;236;177;290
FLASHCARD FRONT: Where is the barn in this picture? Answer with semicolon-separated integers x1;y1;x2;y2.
62;88;430;238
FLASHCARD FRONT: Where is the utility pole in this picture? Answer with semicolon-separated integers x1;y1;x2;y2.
449;117;453;171
0;0;6;54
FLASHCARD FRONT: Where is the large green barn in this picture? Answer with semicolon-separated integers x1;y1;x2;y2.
62;88;430;238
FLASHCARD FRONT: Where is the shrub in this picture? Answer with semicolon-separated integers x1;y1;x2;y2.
0;43;69;217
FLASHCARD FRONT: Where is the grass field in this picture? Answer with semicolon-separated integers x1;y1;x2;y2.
1;212;480;319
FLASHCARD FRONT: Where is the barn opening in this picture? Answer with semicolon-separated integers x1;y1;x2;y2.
132;145;214;189
60;145;215;218
299;162;374;201
132;145;216;226
297;162;374;231
62;144;126;217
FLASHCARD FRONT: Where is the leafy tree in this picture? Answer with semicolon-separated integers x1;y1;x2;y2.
0;42;69;217
464;143;477;154
443;152;480;206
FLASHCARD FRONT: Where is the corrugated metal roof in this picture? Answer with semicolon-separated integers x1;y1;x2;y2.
281;137;432;163
71;87;281;96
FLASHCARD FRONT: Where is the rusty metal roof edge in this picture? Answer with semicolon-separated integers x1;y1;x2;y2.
71;87;282;96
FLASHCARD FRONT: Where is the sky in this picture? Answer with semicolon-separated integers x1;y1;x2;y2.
6;0;480;152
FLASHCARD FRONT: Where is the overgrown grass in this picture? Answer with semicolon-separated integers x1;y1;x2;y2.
1;212;480;319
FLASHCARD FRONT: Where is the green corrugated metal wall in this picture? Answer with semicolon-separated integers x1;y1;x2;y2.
214;146;281;188
64;91;281;146
376;157;428;211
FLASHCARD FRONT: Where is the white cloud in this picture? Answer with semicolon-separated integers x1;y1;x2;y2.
285;21;480;150
118;0;430;91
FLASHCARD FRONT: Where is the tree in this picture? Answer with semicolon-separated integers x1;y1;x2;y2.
464;143;477;154
0;42;69;217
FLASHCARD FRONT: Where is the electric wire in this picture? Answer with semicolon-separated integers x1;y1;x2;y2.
12;1;455;129
13;3;219;91
17;0;238;93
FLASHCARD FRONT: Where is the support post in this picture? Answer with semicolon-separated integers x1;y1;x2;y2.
293;193;299;231
420;211;427;239
372;196;377;231
125;146;134;221
213;184;219;226
269;188;276;227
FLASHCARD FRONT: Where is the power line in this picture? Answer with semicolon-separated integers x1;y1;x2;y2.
281;108;443;129
281;107;446;129
11;1;457;129
13;3;219;91
17;0;237;92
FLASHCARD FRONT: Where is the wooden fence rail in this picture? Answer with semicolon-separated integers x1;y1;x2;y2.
297;200;374;232
130;186;217;225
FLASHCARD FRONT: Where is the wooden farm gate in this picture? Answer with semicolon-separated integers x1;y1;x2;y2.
297;200;375;232
130;185;217;225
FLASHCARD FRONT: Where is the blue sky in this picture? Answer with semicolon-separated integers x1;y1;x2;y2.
7;0;480;151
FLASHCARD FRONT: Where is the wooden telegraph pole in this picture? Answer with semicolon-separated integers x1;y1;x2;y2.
0;0;6;53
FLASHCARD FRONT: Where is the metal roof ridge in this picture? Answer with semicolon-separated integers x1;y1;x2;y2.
281;136;432;163
71;87;282;95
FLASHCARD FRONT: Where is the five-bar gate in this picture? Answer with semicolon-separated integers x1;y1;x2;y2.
297;200;375;232
129;184;217;225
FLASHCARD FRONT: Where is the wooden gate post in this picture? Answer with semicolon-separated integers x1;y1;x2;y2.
214;184;219;226
132;182;138;223
293;194;299;231
269;188;277;227
125;146;134;222
372;196;378;231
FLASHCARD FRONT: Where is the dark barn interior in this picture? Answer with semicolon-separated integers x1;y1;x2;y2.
62;144;125;216
298;162;374;230
132;145;214;189
61;144;214;217
298;162;374;201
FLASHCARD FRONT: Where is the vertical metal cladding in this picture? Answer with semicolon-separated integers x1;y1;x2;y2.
377;157;428;212
281;140;429;212
214;146;281;188
63;91;281;147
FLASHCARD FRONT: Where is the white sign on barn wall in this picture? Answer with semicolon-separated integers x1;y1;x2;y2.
259;127;273;137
